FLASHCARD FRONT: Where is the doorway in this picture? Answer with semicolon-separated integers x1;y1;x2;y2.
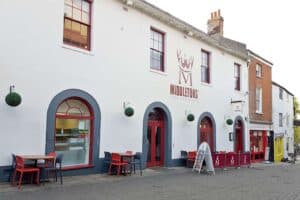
199;117;214;151
235;120;244;153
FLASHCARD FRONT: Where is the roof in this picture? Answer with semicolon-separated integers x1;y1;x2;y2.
248;49;273;66
118;0;248;61
272;81;294;96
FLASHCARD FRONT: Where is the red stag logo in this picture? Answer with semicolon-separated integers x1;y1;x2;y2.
177;50;194;86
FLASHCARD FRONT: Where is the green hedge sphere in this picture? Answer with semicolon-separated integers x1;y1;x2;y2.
124;107;134;117
226;119;233;125
5;92;22;107
187;113;195;122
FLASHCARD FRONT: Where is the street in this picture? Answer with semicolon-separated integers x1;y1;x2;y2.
1;163;300;200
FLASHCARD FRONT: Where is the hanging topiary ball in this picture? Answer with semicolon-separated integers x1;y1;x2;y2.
187;113;195;122
124;106;134;117
226;118;233;125
5;92;22;107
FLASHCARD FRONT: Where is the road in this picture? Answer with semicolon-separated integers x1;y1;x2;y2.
1;163;300;200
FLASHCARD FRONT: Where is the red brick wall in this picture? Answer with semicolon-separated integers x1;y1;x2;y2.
248;57;272;123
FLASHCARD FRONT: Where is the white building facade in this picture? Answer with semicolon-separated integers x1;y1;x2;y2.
0;0;249;180
272;82;294;162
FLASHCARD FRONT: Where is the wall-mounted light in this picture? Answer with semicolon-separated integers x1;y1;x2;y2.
229;132;233;141
5;85;22;107
123;102;134;117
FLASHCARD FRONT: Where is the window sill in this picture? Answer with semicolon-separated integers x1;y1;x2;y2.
255;112;264;115
200;82;212;87
62;44;94;56
149;69;167;76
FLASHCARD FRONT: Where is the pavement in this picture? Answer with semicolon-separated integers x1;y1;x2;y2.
1;161;300;200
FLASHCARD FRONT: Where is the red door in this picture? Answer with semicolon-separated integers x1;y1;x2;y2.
147;120;164;167
199;117;214;151
235;121;243;153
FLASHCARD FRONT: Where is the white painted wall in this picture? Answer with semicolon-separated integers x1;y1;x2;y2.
272;84;294;157
0;0;248;166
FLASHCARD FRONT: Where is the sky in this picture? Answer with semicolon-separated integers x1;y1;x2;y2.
146;0;300;100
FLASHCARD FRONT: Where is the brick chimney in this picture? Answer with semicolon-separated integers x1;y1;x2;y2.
207;10;224;36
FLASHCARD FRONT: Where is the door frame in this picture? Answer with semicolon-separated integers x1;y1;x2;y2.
197;112;216;151
233;116;245;153
142;102;172;168
147;120;165;167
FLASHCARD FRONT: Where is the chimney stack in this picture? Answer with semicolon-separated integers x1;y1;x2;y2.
207;9;224;37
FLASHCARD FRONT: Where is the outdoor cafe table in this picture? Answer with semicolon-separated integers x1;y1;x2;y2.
18;155;55;166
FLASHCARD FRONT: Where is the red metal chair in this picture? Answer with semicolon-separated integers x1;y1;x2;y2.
187;151;197;167
108;153;129;175
12;156;40;189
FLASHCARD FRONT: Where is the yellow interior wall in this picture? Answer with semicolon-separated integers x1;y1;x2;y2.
274;137;284;162
56;119;78;129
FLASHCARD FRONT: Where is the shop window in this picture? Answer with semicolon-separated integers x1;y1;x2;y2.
201;50;210;83
150;28;165;72
234;63;241;91
55;98;93;167
63;0;91;50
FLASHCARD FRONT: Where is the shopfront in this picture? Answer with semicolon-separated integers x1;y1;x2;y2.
250;131;268;162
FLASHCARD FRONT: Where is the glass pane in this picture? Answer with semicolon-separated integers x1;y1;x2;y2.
65;0;72;6
64;19;72;29
147;127;151;162
155;127;161;161
55;118;90;167
81;24;88;36
73;0;82;9
73;8;81;21
82;12;90;24
64;5;73;18
82;1;90;12
72;21;81;32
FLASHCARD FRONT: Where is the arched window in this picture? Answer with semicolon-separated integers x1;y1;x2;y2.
55;98;93;167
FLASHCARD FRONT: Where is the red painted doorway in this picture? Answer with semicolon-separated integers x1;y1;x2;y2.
235;120;243;153
147;120;164;167
199;117;214;151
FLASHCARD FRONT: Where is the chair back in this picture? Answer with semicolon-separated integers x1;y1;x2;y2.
11;154;17;169
134;152;142;160
55;154;63;169
48;152;56;157
181;150;188;159
15;156;25;169
111;153;121;163
104;151;111;160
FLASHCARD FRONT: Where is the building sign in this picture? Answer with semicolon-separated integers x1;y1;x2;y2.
170;50;199;99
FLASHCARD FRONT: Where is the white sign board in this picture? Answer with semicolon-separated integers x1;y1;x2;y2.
193;142;215;175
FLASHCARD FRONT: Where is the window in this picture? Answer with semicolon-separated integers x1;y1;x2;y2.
286;114;289;126
279;88;283;100
256;64;262;77
279;113;283;127
150;28;165;71
63;0;91;50
256;88;262;113
234;63;241;91
201;50;210;83
55;99;93;167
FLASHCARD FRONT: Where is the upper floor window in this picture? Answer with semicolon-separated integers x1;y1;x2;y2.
256;87;262;113
201;50;210;83
150;28;165;72
279;88;283;100
234;63;241;91
279;113;283;127
256;64;262;78
63;0;91;50
286;114;289;126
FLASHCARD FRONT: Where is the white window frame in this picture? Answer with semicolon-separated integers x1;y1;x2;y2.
256;88;262;113
256;64;262;78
